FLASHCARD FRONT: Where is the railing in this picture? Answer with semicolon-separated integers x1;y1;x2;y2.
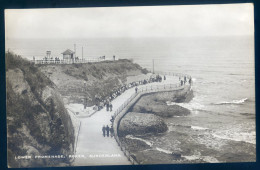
32;58;106;64
112;74;191;165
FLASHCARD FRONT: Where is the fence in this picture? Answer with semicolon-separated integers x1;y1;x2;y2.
112;74;191;165
32;58;105;65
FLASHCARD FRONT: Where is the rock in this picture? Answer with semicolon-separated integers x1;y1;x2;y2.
118;112;168;137
119;137;151;152
6;53;74;168
133;103;190;117
131;90;191;117
172;153;182;159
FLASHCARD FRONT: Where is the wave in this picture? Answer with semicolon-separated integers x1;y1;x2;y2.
125;135;153;147
182;155;219;163
156;148;220;163
168;124;209;132
214;98;248;105
191;126;209;130
155;147;173;154
167;101;205;111
212;131;256;145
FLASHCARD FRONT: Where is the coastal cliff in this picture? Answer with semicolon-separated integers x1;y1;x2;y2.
6;52;74;168
38;59;148;105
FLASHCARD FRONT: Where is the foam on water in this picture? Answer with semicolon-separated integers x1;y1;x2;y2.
155;147;173;154
214;98;248;105
167;101;205;111
182;155;219;163
191;126;209;130
212;131;256;144
125;135;153;147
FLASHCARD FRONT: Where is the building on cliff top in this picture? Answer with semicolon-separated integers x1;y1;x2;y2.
62;49;75;60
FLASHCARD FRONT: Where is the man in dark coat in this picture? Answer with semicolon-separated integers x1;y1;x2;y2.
102;125;106;137
110;126;114;137
106;125;110;137
106;103;109;111
109;103;113;112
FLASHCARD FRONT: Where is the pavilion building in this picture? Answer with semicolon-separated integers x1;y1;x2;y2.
62;49;75;60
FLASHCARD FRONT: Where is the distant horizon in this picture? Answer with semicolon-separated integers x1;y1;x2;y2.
5;34;254;41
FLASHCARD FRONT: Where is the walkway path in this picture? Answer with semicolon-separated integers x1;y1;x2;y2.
73;75;180;166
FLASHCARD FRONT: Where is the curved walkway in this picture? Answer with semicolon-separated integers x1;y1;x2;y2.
73;75;183;166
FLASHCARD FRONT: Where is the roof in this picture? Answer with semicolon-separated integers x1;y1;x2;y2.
61;49;75;55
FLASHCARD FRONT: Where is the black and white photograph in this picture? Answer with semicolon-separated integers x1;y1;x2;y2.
5;3;255;168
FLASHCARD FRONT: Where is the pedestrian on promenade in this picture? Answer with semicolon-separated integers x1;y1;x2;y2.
181;80;183;86
106;125;110;137
189;78;192;85
106;103;109;111
102;125;106;137
110;126;114;137
164;75;166;80
110;115;115;121
135;87;138;93
110;103;113;112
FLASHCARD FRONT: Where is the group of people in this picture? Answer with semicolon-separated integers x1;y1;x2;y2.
99;74;192;137
105;102;113;112
94;74;192;112
95;74;166;111
180;76;192;86
102;125;114;137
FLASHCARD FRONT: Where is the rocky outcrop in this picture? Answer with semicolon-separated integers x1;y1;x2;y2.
132;101;190;117
130;88;193;117
6;53;74;168
118;112;168;137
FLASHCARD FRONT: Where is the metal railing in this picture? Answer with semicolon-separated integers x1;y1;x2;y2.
112;74;191;165
32;58;106;64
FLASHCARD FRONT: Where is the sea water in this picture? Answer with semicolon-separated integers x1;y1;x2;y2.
6;36;255;162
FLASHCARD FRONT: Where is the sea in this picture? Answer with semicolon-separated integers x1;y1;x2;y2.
6;36;255;163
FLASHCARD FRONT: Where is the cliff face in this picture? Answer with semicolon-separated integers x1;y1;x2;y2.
38;60;148;105
6;53;74;168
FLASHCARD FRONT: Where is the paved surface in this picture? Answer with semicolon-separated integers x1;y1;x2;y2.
73;75;179;166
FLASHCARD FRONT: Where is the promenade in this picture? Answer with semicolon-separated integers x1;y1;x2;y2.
73;75;181;166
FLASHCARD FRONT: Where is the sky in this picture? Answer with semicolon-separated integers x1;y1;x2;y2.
5;3;254;39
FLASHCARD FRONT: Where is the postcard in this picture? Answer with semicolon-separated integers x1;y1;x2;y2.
5;4;255;168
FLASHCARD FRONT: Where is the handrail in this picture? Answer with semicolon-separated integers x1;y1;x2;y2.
112;74;191;165
32;58;106;64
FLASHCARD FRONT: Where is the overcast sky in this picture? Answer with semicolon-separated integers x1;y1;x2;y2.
5;3;254;39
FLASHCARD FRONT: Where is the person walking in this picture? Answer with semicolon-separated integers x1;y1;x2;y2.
110;115;115;123
135;87;138;93
106;125;110;137
102;125;106;137
110;126;114;137
106;103;109;111
109;103;113;112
